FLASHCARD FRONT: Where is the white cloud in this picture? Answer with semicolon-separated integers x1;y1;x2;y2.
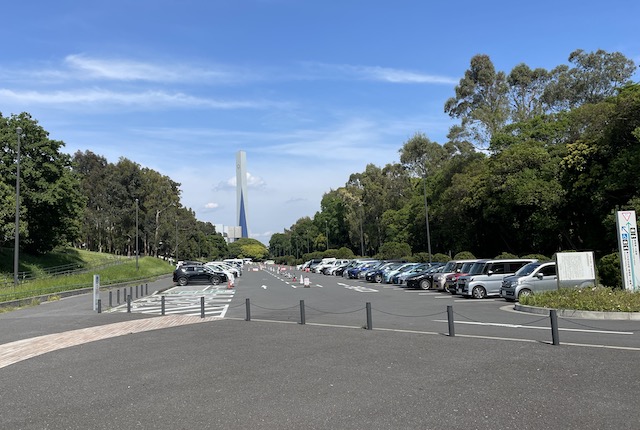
204;202;220;209
0;88;274;109
213;172;266;191
300;62;458;85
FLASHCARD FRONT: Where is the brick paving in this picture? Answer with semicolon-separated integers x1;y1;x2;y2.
0;314;221;369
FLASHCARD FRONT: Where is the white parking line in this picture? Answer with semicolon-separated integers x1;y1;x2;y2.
432;319;633;335
454;298;500;302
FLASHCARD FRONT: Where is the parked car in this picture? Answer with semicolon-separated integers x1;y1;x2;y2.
444;260;477;294
432;259;477;292
346;260;378;279
313;258;337;273
405;263;445;290
173;265;228;286
392;263;431;285
334;262;351;276
384;263;418;283
205;261;239;279
321;259;351;275
500;261;558;301
365;262;404;283
457;258;537;299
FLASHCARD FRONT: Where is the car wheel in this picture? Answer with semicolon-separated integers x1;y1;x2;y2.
419;279;431;290
177;276;188;286
518;289;532;301
375;274;383;283
210;275;221;285
444;284;450;293
472;286;486;299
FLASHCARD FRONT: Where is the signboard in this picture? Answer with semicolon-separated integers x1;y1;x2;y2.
556;251;596;289
616;211;640;291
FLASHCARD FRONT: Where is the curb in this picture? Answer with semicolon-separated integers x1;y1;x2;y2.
514;304;640;320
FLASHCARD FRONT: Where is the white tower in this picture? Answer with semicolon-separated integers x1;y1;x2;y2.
236;151;249;238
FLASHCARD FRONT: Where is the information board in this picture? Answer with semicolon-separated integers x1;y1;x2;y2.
616;211;640;291
556;252;596;284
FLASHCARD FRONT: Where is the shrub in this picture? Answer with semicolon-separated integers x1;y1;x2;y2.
494;252;518;259
453;251;475;260
378;241;412;260
522;253;550;261
597;252;622;288
519;286;640;312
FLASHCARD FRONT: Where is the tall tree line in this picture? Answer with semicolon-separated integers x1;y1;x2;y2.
0;115;229;260
270;49;639;261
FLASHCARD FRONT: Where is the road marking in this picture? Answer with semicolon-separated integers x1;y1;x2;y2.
454;298;500;302
432;319;633;335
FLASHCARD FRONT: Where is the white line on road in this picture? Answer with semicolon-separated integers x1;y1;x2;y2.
432;319;633;335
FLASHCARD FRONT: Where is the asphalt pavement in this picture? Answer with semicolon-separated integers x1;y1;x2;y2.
1;268;639;429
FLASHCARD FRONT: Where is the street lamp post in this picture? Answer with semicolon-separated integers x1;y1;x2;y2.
14;127;22;286
135;198;139;270
325;220;329;250
423;174;432;263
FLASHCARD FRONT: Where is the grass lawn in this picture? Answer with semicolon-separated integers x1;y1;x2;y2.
0;247;174;303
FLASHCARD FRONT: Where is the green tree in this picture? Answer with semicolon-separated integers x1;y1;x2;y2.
543;49;636;111
1;113;85;253
228;238;268;260
377;241;412;260
444;54;510;148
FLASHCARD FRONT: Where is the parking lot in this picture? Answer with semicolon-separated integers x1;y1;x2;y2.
1;266;640;429
222;265;640;351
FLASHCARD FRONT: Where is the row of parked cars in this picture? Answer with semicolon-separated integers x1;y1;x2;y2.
172;260;244;286
300;257;573;301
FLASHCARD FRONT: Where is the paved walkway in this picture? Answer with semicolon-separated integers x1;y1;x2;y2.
0;314;221;369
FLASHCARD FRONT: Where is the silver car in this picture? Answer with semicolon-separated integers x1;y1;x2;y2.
500;261;557;301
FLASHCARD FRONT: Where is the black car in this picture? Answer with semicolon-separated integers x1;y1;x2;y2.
405;265;442;290
173;265;228;286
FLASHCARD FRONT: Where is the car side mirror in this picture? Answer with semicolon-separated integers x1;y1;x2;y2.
536;273;544;279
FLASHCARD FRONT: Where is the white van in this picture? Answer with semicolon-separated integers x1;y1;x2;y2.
457;258;537;299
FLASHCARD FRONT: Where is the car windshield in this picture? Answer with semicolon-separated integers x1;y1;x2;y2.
515;262;541;276
460;262;474;273
467;261;487;275
442;261;456;272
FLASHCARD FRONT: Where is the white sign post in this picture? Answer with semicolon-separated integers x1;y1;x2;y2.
93;274;100;311
616;211;640;291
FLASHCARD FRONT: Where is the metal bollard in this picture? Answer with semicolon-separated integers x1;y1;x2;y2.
145;283;148;295
550;309;560;345
117;289;120;305
136;284;139;299
366;302;372;330
97;299;102;314
109;291;113;308
161;296;165;316
129;286;133;300
299;300;306;325
245;298;251;321
447;305;455;337
127;295;131;313
200;297;205;318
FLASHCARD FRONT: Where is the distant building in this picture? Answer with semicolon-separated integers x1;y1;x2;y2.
236;150;249;238
215;224;243;243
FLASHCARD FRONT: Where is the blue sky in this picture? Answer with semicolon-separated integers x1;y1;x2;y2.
2;1;639;244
